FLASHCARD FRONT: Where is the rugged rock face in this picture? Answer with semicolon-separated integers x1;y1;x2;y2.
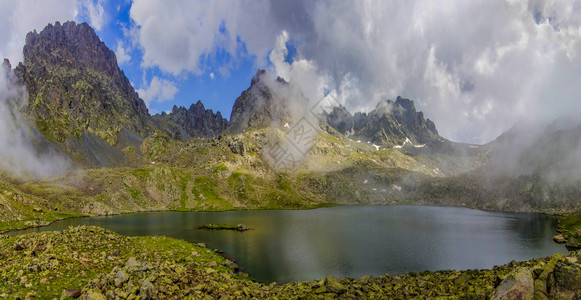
228;69;291;133
228;69;439;148
326;96;439;146
153;100;228;140
14;21;156;165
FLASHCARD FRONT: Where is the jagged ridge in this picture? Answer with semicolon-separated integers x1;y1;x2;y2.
326;96;439;147
153;100;228;140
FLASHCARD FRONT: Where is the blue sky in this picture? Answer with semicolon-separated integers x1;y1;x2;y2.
75;1;261;118
1;0;581;144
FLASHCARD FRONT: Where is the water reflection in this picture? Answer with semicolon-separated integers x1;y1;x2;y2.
11;206;566;283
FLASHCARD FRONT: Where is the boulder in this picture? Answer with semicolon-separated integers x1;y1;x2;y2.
125;257;139;268
553;234;567;243
491;267;534;300
548;262;581;299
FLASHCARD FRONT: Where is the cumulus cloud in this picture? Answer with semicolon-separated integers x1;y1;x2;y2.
129;0;276;76
0;0;78;64
80;0;106;31
132;0;581;143
136;76;179;108
115;40;131;65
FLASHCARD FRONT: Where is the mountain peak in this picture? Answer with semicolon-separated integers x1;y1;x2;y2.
22;21;129;94
228;69;292;133
394;96;416;112
15;21;156;166
251;69;267;86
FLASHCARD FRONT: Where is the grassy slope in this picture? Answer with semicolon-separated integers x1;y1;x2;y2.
0;128;443;232
3;126;581;233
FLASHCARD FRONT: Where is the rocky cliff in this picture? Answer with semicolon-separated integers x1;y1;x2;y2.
153;100;228;140
14;21;156;166
228;70;292;133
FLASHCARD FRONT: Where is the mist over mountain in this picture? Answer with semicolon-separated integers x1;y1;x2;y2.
0;59;70;178
483;119;581;182
0;20;578;217
0;5;581;299
228;70;297;134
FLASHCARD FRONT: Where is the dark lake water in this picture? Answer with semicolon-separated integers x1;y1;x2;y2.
12;205;566;283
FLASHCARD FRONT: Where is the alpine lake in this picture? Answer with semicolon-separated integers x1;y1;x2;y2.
12;205;566;283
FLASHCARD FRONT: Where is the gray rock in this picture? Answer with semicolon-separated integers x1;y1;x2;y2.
125;257;139;268
491;267;534;300
114;270;128;287
548;262;581;298
140;279;154;299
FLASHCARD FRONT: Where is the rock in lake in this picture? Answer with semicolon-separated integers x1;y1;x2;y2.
553;234;566;243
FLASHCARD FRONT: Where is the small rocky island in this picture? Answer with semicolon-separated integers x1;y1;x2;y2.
195;224;253;231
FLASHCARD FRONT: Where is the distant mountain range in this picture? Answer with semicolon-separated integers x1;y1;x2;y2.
7;21;448;167
0;21;580;237
325;97;439;147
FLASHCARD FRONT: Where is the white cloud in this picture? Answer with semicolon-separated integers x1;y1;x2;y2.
0;0;78;64
1;0;579;144
81;0;106;31
132;1;581;143
115;40;131;65
209;72;215;79
269;31;331;103
136;76;178;108
129;0;275;76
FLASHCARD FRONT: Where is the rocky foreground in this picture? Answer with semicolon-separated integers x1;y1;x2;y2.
0;226;580;299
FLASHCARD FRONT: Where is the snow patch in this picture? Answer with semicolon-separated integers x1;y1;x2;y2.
392;185;402;191
432;168;443;176
393;137;411;149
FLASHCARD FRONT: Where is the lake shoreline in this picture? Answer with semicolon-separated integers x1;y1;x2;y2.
6;205;568;283
1;202;568;235
1;225;580;299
